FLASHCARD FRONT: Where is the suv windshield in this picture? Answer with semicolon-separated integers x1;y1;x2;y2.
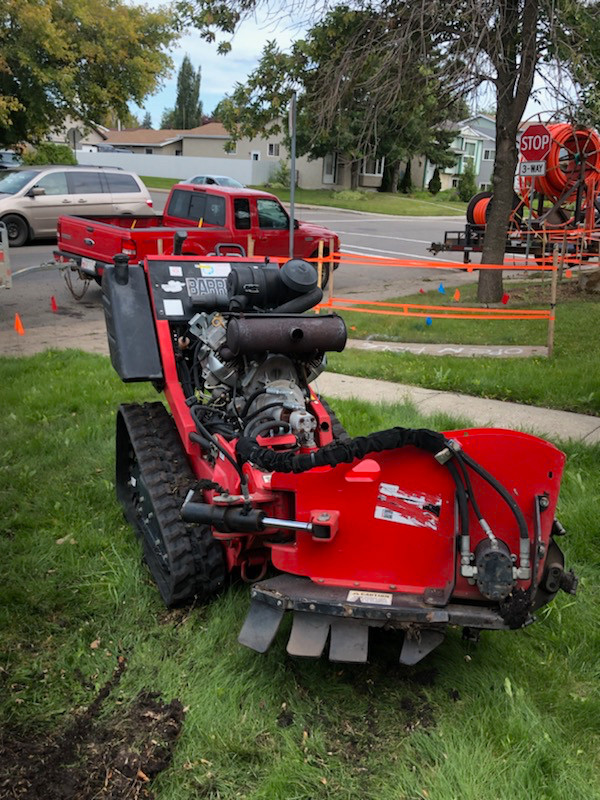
0;170;40;195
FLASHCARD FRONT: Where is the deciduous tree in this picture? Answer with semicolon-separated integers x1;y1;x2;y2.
180;0;600;302
0;0;176;147
214;8;460;191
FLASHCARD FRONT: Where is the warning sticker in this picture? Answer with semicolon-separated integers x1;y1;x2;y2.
347;590;393;606
375;482;442;530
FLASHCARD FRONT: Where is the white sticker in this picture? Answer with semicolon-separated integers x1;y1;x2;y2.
195;262;231;277
169;265;183;277
375;483;441;530
163;298;184;316
161;280;185;293
347;590;392;606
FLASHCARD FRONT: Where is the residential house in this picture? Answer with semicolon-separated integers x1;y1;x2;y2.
98;123;384;190
414;113;497;192
47;116;109;149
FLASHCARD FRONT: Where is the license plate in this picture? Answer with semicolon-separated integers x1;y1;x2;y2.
185;276;228;297
80;256;97;274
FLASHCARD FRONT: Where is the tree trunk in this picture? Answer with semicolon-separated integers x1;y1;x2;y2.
350;160;360;189
478;124;519;301
478;0;539;303
381;159;401;192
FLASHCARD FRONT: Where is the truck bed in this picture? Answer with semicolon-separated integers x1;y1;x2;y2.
57;214;225;267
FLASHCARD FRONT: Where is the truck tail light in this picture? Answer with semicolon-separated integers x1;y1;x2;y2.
121;239;137;257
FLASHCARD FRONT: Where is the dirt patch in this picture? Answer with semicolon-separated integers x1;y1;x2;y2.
509;277;600;306
0;659;185;800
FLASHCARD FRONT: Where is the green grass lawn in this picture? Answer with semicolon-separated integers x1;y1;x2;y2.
328;279;600;416
140;175;467;216
1;351;599;799
141;175;181;191
259;188;468;216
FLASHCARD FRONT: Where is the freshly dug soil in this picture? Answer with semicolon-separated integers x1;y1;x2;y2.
0;660;184;800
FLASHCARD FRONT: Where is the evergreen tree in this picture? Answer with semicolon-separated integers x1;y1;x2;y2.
141;111;152;128
457;160;477;202
161;56;202;129
428;167;441;194
399;161;413;194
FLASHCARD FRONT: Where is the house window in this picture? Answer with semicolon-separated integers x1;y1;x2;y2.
483;149;495;161
464;142;476;156
175;149;182;156
322;153;337;184
145;148;153;154
268;143;280;157
251;151;261;161
361;157;385;176
452;178;459;187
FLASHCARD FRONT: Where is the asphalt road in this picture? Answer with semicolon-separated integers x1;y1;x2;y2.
1;190;473;344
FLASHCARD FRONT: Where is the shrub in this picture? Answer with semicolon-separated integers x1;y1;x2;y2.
457;160;477;202
335;189;368;202
399;160;413;194
22;142;77;165
267;159;291;189
428;167;441;195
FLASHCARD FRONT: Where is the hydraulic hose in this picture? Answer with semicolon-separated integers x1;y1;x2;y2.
236;426;449;473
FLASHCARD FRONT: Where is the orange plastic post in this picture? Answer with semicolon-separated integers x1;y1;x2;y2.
14;313;25;335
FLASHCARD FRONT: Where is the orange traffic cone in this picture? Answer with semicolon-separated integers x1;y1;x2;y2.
14;313;25;336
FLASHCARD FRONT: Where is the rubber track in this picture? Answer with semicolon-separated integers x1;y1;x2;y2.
319;398;351;443
119;402;226;607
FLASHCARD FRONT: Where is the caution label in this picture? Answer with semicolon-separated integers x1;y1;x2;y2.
346;590;393;606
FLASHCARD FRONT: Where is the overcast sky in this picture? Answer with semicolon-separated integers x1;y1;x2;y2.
132;10;302;126
132;5;562;129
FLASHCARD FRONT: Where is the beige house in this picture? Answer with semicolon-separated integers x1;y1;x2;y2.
47;116;109;149
102;123;384;190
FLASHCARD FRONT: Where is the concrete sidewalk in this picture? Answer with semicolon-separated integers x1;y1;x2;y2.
314;372;600;445
1;318;597;445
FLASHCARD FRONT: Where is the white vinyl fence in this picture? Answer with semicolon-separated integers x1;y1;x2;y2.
75;151;276;186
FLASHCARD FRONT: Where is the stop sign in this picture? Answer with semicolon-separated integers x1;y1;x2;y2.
520;123;552;161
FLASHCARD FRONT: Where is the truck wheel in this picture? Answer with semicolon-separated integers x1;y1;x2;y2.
2;214;29;247
116;402;226;607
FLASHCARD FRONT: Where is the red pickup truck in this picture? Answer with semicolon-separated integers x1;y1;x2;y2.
55;184;340;280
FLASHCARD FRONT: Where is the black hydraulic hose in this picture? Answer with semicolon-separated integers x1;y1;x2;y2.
460;451;529;540
454;452;485;523
236;426;449;474
242;402;284;424
240;388;270;417
190;408;245;485
245;419;291;439
446;460;470;539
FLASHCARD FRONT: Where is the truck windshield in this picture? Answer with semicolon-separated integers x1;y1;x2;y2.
0;170;40;195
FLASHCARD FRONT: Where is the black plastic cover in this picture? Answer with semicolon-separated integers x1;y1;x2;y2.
102;264;163;383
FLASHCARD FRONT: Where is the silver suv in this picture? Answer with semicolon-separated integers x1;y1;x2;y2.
0;165;154;246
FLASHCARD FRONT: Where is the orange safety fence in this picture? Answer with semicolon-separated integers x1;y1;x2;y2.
294;252;578;272
316;296;551;321
270;247;565;326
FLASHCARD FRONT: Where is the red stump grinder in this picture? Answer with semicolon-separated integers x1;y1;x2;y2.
102;252;577;665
